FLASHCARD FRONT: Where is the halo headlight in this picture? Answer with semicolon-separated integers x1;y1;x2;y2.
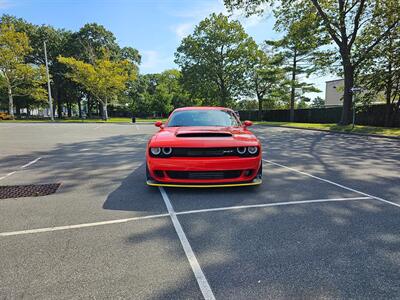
162;147;172;155
237;147;247;155
150;147;161;155
248;146;258;155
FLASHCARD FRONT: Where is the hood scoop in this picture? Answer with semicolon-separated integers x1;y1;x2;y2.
176;132;232;138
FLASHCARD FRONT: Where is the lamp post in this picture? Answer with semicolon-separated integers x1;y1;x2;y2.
43;41;54;121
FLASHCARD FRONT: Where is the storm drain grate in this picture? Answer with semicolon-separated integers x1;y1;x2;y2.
0;183;61;199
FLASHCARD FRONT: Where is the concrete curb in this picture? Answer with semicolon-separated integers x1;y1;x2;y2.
256;124;400;141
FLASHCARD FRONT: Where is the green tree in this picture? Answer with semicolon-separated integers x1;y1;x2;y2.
311;96;325;108
1;15;84;118
0;23;47;117
224;0;400;125
130;70;193;117
268;4;326;121
357;0;400;126
70;23;140;118
248;48;286;120
71;23;120;63
234;99;259;110
58;53;137;120
175;13;258;107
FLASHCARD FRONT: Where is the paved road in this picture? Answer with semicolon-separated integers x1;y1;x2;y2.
0;123;399;299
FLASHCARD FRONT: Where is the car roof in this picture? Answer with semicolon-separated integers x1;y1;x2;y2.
173;106;233;112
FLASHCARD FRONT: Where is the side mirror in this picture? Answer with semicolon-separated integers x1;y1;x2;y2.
243;120;253;128
154;121;163;128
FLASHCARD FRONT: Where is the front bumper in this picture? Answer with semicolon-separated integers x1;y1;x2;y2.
147;156;262;186
146;178;262;188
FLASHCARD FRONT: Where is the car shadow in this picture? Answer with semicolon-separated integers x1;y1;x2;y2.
102;163;166;213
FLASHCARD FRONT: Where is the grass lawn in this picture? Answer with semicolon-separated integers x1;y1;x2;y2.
0;117;167;123
255;121;400;137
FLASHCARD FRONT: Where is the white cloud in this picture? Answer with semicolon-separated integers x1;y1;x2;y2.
171;22;194;39
140;50;175;74
170;0;272;39
170;0;226;19
0;0;12;9
169;0;226;39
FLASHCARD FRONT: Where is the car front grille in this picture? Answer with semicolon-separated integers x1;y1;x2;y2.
166;170;242;180
172;148;236;157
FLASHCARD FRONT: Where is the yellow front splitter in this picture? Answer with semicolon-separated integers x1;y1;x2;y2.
146;178;262;188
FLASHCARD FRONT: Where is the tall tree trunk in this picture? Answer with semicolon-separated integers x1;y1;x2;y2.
56;87;62;119
384;62;393;127
67;101;72;117
220;82;227;107
78;99;82;118
341;58;354;125
8;86;14;118
87;96;92;118
290;49;297;122
102;101;108;120
99;102;103;118
257;94;263;121
16;102;21;117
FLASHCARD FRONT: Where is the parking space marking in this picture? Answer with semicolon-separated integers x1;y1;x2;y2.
159;187;216;300
0;157;42;181
0;171;16;181
0;213;169;237
263;159;400;209
0;196;370;238
20;157;42;169
176;197;371;216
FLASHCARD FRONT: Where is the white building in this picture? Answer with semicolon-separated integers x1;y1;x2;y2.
325;79;344;107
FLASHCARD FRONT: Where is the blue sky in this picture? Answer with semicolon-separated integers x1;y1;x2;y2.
0;0;332;98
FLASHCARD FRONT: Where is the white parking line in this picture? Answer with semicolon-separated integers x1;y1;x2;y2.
159;187;216;300
0;196;373;238
0;171;16;181
263;159;400;209
0;213;169;237
20;157;42;169
176;197;371;216
0;157;42;181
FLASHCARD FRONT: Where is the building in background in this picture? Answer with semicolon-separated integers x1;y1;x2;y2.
325;79;344;107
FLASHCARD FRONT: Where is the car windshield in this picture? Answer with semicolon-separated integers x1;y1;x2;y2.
167;110;240;127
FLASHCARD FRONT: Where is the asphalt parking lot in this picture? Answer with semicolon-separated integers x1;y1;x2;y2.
1;123;399;299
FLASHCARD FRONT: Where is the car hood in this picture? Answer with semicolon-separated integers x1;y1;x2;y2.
150;126;259;148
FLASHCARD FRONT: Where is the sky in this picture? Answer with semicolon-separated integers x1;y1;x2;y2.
0;0;334;99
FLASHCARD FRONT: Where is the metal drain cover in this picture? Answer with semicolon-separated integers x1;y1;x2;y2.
0;183;61;199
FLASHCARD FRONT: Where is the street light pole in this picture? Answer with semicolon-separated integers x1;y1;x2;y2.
43;41;54;121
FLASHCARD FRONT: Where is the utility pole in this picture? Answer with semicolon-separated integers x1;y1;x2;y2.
44;41;54;121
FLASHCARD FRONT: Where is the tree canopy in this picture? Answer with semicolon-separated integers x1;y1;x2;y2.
58;53;137;120
175;13;258;107
0;23;47;117
224;0;400;125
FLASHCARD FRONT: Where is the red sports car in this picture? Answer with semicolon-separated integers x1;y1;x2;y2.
146;107;262;187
